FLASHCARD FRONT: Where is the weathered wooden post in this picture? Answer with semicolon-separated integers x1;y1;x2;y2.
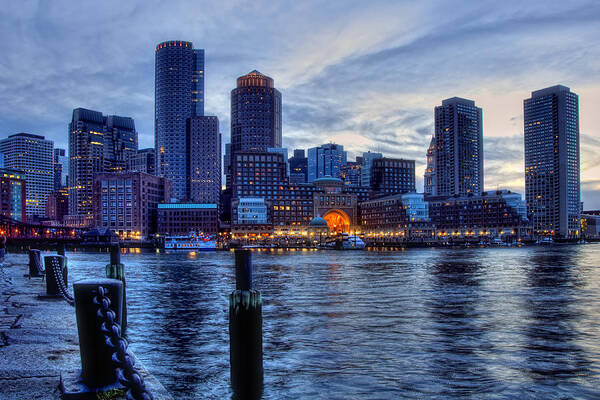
229;249;263;399
106;244;127;333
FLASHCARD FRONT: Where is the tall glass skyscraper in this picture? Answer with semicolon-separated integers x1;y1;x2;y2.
307;143;347;182
155;40;204;200
524;85;580;238
431;97;483;196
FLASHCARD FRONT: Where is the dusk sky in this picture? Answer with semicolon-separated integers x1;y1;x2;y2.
1;1;599;206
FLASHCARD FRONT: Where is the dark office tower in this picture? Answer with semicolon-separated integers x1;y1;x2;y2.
155;40;205;200
424;137;435;196
54;148;68;190
432;97;483;196
370;158;416;197
68;108;138;219
188;116;221;204
524;85;580;238
289;149;308;184
230;70;282;154
129;148;156;175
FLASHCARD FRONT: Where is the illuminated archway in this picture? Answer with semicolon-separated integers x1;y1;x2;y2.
323;210;350;234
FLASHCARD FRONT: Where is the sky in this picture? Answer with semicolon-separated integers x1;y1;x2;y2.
1;0;599;207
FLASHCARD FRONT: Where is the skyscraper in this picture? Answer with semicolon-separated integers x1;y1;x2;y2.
0;133;53;218
307;143;347;182
360;151;382;187
228;70;282;186
68;108;138;219
155;40;204;199
288;149;308;184
54;148;68;190
524;85;580;238
431;97;483;196
188;116;221;204
424;137;435;195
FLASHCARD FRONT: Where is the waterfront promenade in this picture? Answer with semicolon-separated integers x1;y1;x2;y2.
0;254;172;400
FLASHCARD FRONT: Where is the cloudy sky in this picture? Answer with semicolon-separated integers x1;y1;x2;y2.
1;0;599;206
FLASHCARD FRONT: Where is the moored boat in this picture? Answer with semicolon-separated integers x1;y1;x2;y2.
164;232;216;250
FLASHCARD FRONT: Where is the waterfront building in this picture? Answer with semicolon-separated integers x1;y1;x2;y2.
0;133;53;218
54;148;68;190
228;70;282;187
268;148;288;176
288;149;308;184
93;172;172;239
0;169;26;222
68;108;138;219
236;197;268;224
45;189;68;223
370;158;416;197
188;116;221;203
524;85;580;238
312;177;359;233
157;203;218;236
360;193;431;237
424;137;435;195
581;212;600;238
129;148;156;175
427;190;530;238
155;40;204;199
360;151;382;187
432;97;483;196
307;143;347;182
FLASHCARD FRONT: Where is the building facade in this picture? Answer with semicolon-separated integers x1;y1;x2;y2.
0;169;26;222
93;172;172;239
370;158;416;197
54;148;68;190
0;133;53;218
360;193;430;234
157;203;218;236
432;97;483;196
188;116;221;203
45;189;68;223
289;149;308;184
524;85;580;238
68;108;138;218
307;143;347;182
360;151;382;187
129;148;156;175
424;137;435;195
155;40;204;199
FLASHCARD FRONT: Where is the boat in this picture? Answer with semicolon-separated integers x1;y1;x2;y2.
320;234;366;250
536;237;554;245
164;232;216;250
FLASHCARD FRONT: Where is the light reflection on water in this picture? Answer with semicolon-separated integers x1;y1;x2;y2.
57;245;600;399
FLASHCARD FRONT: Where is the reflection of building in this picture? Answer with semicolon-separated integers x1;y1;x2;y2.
93;172;172;239
0;133;53;218
307;143;347;182
432;97;483;196
312;177;358;233
0;169;26;222
68;108;138;218
370;157;416;197
427;190;530;237
524;85;580;238
155;40;204;199
157;203;219;236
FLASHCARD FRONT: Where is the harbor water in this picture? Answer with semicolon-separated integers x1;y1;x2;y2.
32;245;600;399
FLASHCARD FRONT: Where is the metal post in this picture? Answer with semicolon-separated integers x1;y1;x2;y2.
44;255;67;296
73;279;123;388
229;249;263;399
28;249;43;277
106;244;127;333
57;243;66;257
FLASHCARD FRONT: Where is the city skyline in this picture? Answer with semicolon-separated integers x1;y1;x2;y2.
0;2;599;206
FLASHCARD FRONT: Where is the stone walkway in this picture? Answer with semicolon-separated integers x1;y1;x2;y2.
0;254;173;400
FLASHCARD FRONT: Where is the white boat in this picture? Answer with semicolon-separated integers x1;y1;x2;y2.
320;234;366;250
536;237;554;245
164;232;216;250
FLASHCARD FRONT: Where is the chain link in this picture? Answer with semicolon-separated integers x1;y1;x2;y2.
93;285;153;400
50;257;74;306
